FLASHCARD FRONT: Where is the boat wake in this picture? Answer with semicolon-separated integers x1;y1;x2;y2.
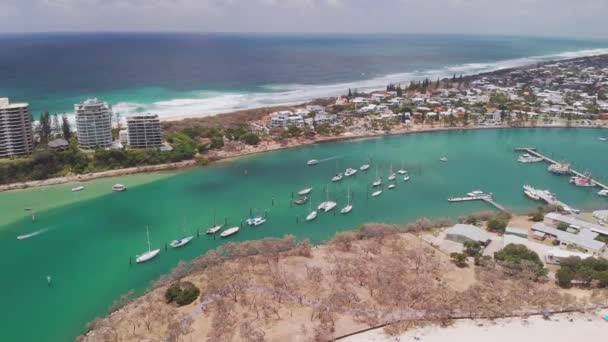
105;47;608;120
16;228;49;240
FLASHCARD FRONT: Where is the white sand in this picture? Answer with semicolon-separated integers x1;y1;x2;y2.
343;312;608;342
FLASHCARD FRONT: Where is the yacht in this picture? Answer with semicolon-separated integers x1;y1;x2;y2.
517;153;543;163
371;189;383;197
206;225;223;234
397;160;407;174
439;157;448;162
372;166;382;187
317;186;337;212
388;183;396;190
548;163;571;175
387;163;396;181
298;187;312;196
306;198;318;221
170;236;193;248
524;189;540;200
360;164;370;171
599;137;607;141
246;216;266;227
112;184;127;192
71;186;84;192
331;173;343;182
340;187;353;214
135;226;160;263
598;189;608;197
344;168;357;177
570;173;595;187
220;227;240;238
294;196;308;205
307;159;319;166
403;175;410;182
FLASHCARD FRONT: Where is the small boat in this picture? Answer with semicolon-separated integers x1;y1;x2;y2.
360;164;370;171
112;184;127;192
246;216;266;227
440;157;448;162
206;225;222;234
548;163;571;175
387;163;396;181
341;187;353;214
136;226;160;263
403;175;410;182
524;190;540;200
599;137;607;141
397;160;407;174
220;227;240;238
372;165;382;187
571;173;595;187
298;187;312;196
467;190;484;197
388;184;396;190
321;201;337;212
331;173;343;182
599;189;608;197
170;236;193;248
307;159;319;166
71;186;84;192
344;168;357;177
371;189;383;197
16;228;47;240
306;197;318;221
294;196;308;205
517;153;543;163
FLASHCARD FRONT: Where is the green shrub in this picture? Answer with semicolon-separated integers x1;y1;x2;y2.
241;132;261;146
450;252;468;268
165;281;200;306
556;268;575;287
494;244;547;279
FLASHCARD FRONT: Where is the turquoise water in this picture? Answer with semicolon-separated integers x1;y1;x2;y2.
0;128;607;341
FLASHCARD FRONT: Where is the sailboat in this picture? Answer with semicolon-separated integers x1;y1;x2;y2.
372;165;382;187
331;161;343;182
371;184;383;197
388;163;396;181
397;160;407;175
317;185;337;212
340;187;353;214
306;195;318;221
298;186;313;195
170;222;193;248
246;215;267;227
136;226;160;263
206;210;223;234
220;226;240;238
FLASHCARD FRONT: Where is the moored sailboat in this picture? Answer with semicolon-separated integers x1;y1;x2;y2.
136;226;160;263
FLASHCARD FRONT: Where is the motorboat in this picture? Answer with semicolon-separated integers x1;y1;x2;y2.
372;179;382;187
220;227;240;238
371;189;383;197
331;173;343;182
524;190;540;200
467;190;484;197
307;159;319;166
298;187;312;195
571;173;595;187
439;157;448;162
206;225;223;234
548;163;571;175
360;164;370;171
599;189;608;197
397;169;408;175
246;216;266;227
306;210;318;221
517;153;543;163
112;184;127;192
388;184;396;190
135;226;160;263
170;236;193;248
344;168;357;177
294;196;308;205
599;137;607;141
403;175;410;182
16;228;47;240
71;186;84;192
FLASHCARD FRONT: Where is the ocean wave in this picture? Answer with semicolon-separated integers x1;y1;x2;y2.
116;47;608;120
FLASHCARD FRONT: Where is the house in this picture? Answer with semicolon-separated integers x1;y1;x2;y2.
544;248;593;265
47;138;69;152
445;224;492;246
371;93;386;102
505;227;528;239
544;213;608;237
531;223;606;255
268;111;305;129
314;112;337;124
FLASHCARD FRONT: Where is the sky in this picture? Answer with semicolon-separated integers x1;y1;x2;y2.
0;0;607;39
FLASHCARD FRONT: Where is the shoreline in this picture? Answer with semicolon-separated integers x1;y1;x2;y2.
1;123;605;193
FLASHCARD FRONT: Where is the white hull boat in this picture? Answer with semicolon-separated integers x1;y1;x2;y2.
307;159;319;166
340;205;353;214
518;153;543;163
294;196;308;205
298;187;312;195
360;164;370;171
388;184;396;190
397;170;407;175
112;184;127;192
71;186;84;192
246;216;266;226
306;210;318;221
136;249;160;263
344;168;357;177
599;189;608;197
524;190;540;200
220;227;240;238
439;157;448;162
371;190;383;197
331;173;343;182
388;174;396;181
372;179;382;187
206;225;223;234
403;175;410;182
323;201;337;212
170;236;193;248
599;137;607;141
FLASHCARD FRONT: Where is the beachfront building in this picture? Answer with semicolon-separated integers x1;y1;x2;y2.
268;111;305;129
75;98;113;149
544;248;593;265
126;114;162;149
531;223;606;255
0;98;34;158
446;224;492;246
544;213;608;237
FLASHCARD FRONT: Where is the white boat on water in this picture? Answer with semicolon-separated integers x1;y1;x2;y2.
344;168;357;177
387;163;396;181
599;137;607;141
298;187;313;195
246;216;266;226
170;236;193;248
294;196;308;205
388;184;396;190
517;153;543;163
206;225;223;234
403;175;410;182
360;164;370;171
306;198;318;221
524;190;540;200
548;163;571;175
397;160;407;174
331;173;343;182
371;189;383;197
341;187;353;214
220;227;240;238
467;190;484;197
136;226;160;263
372;166;382;187
318;185;337;212
307;159;319;166
439;157;448;162
570;173;595;187
112;184;127;192
16;228;47;240
71;186;84;192
598;189;608;197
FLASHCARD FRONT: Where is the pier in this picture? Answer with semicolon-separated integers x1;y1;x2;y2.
515;147;608;191
448;191;509;213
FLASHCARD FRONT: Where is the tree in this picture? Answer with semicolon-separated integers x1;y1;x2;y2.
463;240;482;257
347;88;352;97
557;222;570;231
494;244;547;279
450;252;468;268
487;213;510;233
241;132;261;146
62;115;72;140
38;111;52;144
556;268;575;287
51;114;60;137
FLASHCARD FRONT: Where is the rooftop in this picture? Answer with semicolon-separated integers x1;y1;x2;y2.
446;224;492;242
532;223;605;253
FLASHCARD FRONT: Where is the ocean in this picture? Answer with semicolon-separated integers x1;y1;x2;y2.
1;33;608;119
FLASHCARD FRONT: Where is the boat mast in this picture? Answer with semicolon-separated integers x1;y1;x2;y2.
146;225;151;252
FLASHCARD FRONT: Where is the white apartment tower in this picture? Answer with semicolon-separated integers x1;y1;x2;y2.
0;98;34;158
126;114;162;148
75;98;113;149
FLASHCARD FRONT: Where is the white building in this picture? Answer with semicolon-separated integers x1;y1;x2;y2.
75;98;113;149
0;98;34;158
545;248;593;265
126;114;163;149
268;111;305;129
446;224;492;246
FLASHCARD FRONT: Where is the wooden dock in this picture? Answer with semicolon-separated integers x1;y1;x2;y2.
515;147;608;191
448;192;510;213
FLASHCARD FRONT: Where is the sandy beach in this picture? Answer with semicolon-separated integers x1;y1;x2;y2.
343;312;608;342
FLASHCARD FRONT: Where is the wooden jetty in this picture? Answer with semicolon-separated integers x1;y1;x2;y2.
448;192;509;213
515;147;608;191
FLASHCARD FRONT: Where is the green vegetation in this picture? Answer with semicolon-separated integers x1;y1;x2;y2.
557;222;570;231
555;256;608;288
463;240;482;257
165;281;200;306
486;212;511;233
450;252;468;268
494;244;547;280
